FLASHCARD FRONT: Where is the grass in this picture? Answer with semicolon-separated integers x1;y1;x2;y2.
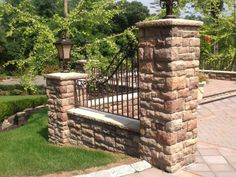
0;109;125;177
0;95;46;102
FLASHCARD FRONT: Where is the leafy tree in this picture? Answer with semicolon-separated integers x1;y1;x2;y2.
201;15;235;70
151;0;236;71
0;0;132;92
151;0;233;18
32;0;63;18
112;0;149;33
0;0;56;91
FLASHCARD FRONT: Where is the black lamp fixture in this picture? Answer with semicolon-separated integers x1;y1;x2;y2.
54;35;73;73
160;0;179;19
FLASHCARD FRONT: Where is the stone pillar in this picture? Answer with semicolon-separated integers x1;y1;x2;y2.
45;72;87;145
137;19;203;172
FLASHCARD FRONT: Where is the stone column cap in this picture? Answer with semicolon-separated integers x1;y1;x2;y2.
136;19;203;28
44;72;87;80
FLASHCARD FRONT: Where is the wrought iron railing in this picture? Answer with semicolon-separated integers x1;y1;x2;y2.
75;42;139;119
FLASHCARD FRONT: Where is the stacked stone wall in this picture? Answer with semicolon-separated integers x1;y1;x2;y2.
0;105;46;132
68;113;140;157
137;19;203;172
46;73;87;145
45;19;203;174
201;70;236;81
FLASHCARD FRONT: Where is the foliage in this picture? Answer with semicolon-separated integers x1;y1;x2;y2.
199;72;209;82
0;0;57;92
199;2;236;71
149;1;235;71
83;27;138;77
0;0;151;92
41;64;60;74
0;84;45;96
0;109;125;177
151;0;234;17
0;0;145;91
0;95;47;122
112;0;149;33
32;0;63;18
150;0;191;18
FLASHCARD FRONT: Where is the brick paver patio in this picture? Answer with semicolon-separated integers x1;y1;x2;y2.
125;80;236;177
198;96;236;149
203;79;236;97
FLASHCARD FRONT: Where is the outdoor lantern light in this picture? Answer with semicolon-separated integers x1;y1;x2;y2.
160;0;179;18
54;36;73;73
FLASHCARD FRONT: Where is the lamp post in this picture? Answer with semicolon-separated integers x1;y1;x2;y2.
160;0;179;19
54;0;73;73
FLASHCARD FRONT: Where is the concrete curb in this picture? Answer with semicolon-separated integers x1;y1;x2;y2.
73;160;152;177
200;90;236;105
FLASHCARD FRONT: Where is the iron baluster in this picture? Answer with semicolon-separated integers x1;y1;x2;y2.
75;41;139;119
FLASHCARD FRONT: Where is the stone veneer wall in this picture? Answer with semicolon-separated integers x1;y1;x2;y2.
200;70;236;81
45;73;87;145
0;105;46;132
67;109;140;157
45;18;203;174
137;19;203;172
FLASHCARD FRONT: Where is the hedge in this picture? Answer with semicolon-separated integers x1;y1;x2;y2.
0;84;46;96
0;96;47;122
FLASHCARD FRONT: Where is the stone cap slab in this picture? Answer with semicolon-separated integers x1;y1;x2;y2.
67;107;140;133
137;19;203;28
44;72;87;81
200;70;236;75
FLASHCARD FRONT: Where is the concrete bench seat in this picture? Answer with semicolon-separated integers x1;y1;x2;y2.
67;107;140;133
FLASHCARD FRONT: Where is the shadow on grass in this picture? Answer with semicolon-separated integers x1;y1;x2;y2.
38;127;48;141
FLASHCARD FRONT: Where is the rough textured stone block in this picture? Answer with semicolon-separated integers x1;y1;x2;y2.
137;19;202;173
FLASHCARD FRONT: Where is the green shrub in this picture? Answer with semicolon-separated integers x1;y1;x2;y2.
41;65;60;74
0;84;46;96
0;90;10;96
0;96;47;122
0;102;14;122
10;89;23;95
0;75;6;81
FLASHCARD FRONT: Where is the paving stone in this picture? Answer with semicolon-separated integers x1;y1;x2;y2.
123;173;143;177
223;155;236;163
191;171;215;177
203;156;228;164
199;148;221;156
186;163;211;172
203;79;236;97
125;168;164;177
218;149;236;157
175;172;201;177
90;170;113;177
110;165;136;177
124;168;168;177
208;164;235;172
130;160;152;172
230;163;236;170
195;156;205;163
73;174;91;177
197;95;236;150
215;172;236;177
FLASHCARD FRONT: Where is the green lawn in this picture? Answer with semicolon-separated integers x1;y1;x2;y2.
0;109;125;177
0;95;46;102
